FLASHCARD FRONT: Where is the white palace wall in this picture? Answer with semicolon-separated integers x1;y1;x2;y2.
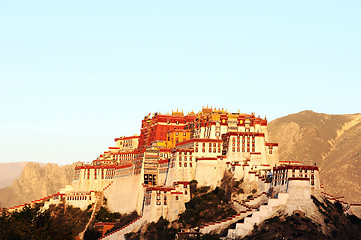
194;158;227;188
194;159;218;188
104;174;143;214
284;179;315;216
266;146;279;167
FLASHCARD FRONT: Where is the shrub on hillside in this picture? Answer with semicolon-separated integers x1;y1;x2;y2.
0;204;90;240
179;187;236;228
95;206;121;222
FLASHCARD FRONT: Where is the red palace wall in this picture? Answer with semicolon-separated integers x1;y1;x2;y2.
138;114;195;149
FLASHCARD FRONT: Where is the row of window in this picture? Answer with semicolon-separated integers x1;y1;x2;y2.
145;195;180;206
178;156;193;161
232;136;255;142
274;173;315;180
67;196;91;201
157;200;167;205
179;162;193;168
195;142;221;148
116;154;135;160
176;151;192;155
232;142;255;147
232;147;255;152
274;169;315;174
156;195;167;200
195;147;221;153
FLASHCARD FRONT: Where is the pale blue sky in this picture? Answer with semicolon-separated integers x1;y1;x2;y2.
1;1;360;164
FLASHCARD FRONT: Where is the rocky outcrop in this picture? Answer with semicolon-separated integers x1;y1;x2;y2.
0;162;81;208
268;111;361;203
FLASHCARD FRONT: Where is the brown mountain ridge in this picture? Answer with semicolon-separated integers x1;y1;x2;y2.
269;110;361;204
0;162;78;208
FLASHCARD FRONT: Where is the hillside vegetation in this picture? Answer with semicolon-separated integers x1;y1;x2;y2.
0;204;90;240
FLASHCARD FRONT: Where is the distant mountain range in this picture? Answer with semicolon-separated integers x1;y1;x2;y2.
0;162;28;188
269;110;361;204
0;162;79;208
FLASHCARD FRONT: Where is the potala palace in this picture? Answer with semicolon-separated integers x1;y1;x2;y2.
11;107;347;239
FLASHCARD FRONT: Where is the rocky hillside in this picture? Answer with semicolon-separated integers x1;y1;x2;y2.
269;110;361;204
0;162;79;208
0;162;27;188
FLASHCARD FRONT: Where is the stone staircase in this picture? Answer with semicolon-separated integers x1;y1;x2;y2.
199;210;250;234
199;192;268;234
233;192;268;210
226;193;289;239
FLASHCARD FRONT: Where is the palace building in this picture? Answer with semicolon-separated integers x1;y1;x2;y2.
14;107;326;239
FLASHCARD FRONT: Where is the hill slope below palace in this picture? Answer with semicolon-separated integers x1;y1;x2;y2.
0;162;78;208
268;110;361;203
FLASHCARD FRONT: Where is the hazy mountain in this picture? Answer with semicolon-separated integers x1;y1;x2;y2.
269;110;361;203
0;162;28;188
0;162;80;208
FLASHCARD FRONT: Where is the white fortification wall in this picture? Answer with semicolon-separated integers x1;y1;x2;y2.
194;159;226;188
104;174;143;214
165;161;196;186
284;179;317;217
